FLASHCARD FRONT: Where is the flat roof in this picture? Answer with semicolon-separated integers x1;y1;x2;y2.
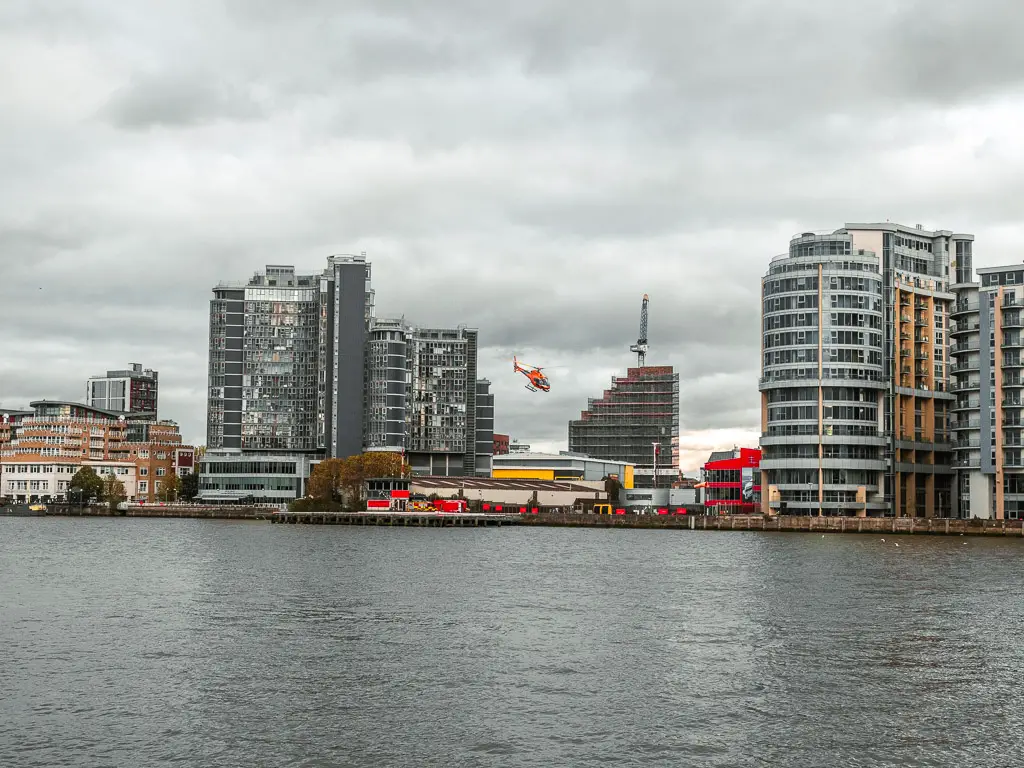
492;451;634;466
411;476;598;492
977;264;1024;274
29;400;125;419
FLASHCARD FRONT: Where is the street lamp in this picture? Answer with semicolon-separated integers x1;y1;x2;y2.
652;442;658;490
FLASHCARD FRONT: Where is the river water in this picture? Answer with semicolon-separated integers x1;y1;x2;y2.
1;518;1022;767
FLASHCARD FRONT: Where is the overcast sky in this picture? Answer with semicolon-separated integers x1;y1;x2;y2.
4;0;1024;471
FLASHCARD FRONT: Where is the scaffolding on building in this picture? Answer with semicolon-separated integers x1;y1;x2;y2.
568;366;680;488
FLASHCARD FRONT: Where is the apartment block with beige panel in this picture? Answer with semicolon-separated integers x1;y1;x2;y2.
760;223;971;518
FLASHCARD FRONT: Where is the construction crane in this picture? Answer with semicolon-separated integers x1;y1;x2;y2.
629;293;649;367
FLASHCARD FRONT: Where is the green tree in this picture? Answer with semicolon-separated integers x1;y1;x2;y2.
307;452;411;509
158;472;181;502
69;466;104;505
308;458;348;503
179;471;199;501
102;472;127;512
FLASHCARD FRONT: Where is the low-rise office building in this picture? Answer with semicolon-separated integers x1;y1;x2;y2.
411;476;606;508
197;450;317;504
491;451;635;488
701;447;761;514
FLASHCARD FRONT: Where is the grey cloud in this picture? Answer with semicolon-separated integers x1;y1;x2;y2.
101;71;266;129
5;0;1024;461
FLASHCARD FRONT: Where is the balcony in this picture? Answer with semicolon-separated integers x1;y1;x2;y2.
952;420;981;430
951;361;979;372
915;316;928;327
951;380;981;392
951;302;979;316
1004;358;1024;368
1002;313;1024;329
1004;400;1024;408
952;321;980;334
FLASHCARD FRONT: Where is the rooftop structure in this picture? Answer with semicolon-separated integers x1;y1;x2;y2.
86;363;158;415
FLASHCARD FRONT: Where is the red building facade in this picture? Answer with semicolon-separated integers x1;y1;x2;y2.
701;448;761;514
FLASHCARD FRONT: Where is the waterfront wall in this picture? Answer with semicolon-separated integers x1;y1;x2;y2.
43;504;274;520
519;513;1024;536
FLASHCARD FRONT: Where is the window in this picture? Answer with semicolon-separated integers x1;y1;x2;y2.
140;467;148;476
156;468;166;476
139;481;148;492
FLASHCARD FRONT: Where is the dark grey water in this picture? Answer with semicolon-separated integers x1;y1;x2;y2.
1;519;1022;767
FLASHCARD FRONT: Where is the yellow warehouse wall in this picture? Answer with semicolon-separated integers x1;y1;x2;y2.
624;466;634;489
492;469;555;480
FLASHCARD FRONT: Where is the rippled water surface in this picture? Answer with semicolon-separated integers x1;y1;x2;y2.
2;518;1023;767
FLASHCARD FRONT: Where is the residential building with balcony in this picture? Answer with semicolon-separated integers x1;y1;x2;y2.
951;262;1024;519
363;320;485;476
0;402;196;504
760;223;969;517
202;256;373;502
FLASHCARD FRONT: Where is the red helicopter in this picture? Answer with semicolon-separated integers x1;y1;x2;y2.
513;356;550;392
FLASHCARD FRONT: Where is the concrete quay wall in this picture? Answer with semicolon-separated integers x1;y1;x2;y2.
520;513;1024;536
44;504;275;520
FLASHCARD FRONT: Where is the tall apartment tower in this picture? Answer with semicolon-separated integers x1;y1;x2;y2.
208;265;322;453
951;260;1024;520
405;325;478;476
321;255;373;459
759;223;970;517
207;257;371;457
568;366;680;488
86;364;158;415
363;321;483;476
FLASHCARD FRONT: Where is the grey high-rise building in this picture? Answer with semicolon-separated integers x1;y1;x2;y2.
363;320;486;476
208;265;322;453
202;257;372;502
364;317;408;449
321;255;374;459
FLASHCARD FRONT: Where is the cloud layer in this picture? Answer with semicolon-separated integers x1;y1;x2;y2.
4;0;1024;470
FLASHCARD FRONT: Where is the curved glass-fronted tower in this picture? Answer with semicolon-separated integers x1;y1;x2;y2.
760;232;888;514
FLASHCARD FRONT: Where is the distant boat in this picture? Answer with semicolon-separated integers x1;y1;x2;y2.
0;503;46;517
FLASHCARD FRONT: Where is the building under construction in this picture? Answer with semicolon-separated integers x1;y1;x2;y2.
568;295;680;488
